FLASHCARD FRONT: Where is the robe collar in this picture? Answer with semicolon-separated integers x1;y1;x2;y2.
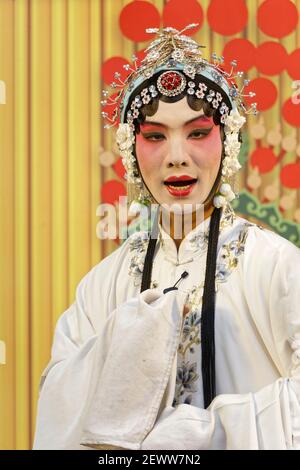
157;202;236;265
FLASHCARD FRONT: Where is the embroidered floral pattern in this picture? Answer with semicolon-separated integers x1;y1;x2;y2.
173;221;254;407
185;283;204;314
184;222;252;311
173;360;199;406
128;232;149;286
187;232;209;251
216;222;251;283
220;202;236;230
128;203;237;286
186;203;236;251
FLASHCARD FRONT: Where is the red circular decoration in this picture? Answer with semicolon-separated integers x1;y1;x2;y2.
256;42;288;76
207;0;248;36
245;77;278;111
162;0;203;34
101;180;126;205
257;0;298;39
287;49;300;80
162;73;181;90
112;158;126;180
250;148;278;174
119;1;161;42
223;39;256;72
280;163;300;189
101;57;130;85
158;71;184;94
282;98;300;127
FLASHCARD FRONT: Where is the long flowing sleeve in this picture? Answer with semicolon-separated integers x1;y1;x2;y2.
80;288;187;450
141;226;300;450
33;261;188;449
33;271;115;449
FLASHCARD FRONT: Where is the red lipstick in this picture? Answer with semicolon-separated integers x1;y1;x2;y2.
164;175;196;183
163;175;198;197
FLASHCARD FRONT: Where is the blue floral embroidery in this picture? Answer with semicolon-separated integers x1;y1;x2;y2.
173;360;199;406
128;203;237;288
128;232;149;285
186;203;236;251
173;221;254;407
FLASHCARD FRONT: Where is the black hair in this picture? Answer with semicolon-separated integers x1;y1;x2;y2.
124;70;232;132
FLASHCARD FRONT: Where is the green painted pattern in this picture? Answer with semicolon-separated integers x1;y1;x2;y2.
232;190;300;247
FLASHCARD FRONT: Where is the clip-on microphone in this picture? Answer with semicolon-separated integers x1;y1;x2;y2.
163;271;189;294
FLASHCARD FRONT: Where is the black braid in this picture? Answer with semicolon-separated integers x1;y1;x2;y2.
140;206;160;293
140;204;222;410
201;207;221;408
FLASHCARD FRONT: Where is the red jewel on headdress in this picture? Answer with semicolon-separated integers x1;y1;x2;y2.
157;71;187;97
161;72;181;90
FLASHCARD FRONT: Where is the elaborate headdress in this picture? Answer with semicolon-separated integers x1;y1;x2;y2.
101;24;257;208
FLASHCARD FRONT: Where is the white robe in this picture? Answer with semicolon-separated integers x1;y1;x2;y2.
33;204;300;450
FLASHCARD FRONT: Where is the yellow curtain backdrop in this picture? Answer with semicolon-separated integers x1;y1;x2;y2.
0;0;299;450
0;0;104;450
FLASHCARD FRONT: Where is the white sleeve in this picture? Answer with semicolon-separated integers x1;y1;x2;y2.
142;228;300;450
33;272;116;450
80;288;187;450
33;273;188;450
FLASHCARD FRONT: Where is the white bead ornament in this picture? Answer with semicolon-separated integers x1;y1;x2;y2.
213;183;236;209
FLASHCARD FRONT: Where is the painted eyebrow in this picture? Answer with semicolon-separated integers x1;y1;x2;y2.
142;115;212;128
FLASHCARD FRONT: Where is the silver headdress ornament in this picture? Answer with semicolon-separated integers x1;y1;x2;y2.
101;24;258;208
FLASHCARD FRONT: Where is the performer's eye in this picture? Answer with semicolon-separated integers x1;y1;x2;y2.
141;128;213;141
142;133;165;141
189;128;213;139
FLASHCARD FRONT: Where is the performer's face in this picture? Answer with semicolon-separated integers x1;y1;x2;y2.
135;97;223;208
